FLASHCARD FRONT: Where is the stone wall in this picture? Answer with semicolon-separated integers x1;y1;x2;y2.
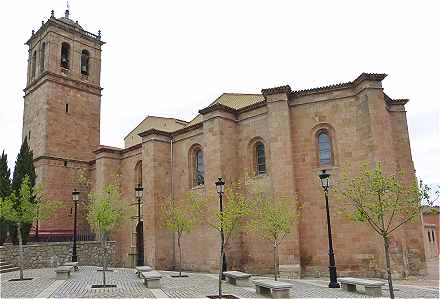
103;76;427;278
0;241;117;269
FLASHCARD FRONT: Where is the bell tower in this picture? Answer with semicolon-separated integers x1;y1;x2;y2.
22;9;104;235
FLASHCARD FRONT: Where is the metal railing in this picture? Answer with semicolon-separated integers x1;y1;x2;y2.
29;231;96;243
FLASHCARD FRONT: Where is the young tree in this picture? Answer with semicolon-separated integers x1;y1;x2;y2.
249;194;300;281
10;138;36;244
419;180;439;207
334;162;428;299
161;192;203;277
0;175;60;280
206;179;251;298
0;150;11;245
87;182;126;287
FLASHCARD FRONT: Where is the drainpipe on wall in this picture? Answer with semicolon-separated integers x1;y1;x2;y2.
171;138;176;270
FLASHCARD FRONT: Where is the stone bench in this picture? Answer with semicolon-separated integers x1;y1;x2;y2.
63;262;79;271
54;265;74;280
223;271;251;286
339;277;385;297
141;271;162;289
253;279;293;298
135;265;152;278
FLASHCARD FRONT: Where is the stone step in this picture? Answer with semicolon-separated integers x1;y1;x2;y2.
0;266;20;274
0;261;8;266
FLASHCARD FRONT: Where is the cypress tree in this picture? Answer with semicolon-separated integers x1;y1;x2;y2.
9;138;36;244
12;138;36;193
0;150;11;245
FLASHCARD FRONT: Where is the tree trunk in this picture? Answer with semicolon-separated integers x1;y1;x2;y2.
178;233;182;277
219;245;224;298
101;234;107;286
273;242;278;281
383;235;395;299
17;222;24;280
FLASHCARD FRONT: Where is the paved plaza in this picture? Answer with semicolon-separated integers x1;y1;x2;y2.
1;265;439;298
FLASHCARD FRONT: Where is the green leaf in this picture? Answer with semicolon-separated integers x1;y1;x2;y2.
333;161;426;235
87;182;127;235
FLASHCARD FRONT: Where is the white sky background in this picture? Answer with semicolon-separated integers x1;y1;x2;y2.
0;0;439;189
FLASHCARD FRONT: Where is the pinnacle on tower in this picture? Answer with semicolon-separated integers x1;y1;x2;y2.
65;1;70;18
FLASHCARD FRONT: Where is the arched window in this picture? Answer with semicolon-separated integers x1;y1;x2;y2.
195;149;204;186
255;142;266;175
318;131;332;165
81;49;90;75
60;42;70;69
31;50;37;78
135;161;142;187
40;42;46;73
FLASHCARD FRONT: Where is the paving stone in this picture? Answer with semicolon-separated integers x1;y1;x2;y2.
49;266;154;298
0;268;56;298
1;266;438;298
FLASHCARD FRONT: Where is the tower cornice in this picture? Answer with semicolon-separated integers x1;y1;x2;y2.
26;15;104;46
24;71;102;97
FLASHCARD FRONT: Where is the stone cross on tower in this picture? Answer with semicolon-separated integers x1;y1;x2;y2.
65;1;70;18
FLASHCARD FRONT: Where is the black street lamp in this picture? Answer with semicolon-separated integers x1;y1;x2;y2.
215;177;227;279
319;170;340;288
35;196;40;242
135;184;144;266
72;189;80;262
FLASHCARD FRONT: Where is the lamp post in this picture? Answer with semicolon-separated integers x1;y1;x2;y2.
215;177;227;279
35;196;40;242
72;189;80;262
135;184;144;266
319;170;340;288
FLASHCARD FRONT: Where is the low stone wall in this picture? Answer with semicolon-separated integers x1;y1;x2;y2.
0;241;117;269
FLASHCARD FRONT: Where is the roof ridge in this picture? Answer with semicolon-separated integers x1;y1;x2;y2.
384;93;409;105
291;82;352;96
199;102;238;115
290;73;388;97
261;85;292;96
221;92;262;96
352;73;387;86
142;115;188;122
124;115;187;139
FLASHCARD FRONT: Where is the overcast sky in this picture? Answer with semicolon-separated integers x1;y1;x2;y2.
0;0;438;189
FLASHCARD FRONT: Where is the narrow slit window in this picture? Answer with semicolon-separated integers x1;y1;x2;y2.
32;50;37;78
65;104;69;113
318;131;332;165
195;150;204;186
255;142;266;175
40;42;46;72
135;161;142;186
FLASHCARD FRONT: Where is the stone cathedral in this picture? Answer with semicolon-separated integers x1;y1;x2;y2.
22;9;426;277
